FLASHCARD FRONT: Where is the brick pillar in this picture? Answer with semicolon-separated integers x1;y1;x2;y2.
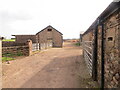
27;40;32;56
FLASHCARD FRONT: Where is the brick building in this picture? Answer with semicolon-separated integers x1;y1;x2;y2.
81;1;120;88
36;25;63;47
12;25;63;47
12;35;37;43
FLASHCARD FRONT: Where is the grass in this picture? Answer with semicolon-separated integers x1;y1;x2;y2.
2;39;15;41
75;42;80;46
2;52;23;62
3;52;23;57
2;57;14;62
16;52;23;56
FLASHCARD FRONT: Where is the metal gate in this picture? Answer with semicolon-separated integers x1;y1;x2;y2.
82;41;93;76
32;43;40;51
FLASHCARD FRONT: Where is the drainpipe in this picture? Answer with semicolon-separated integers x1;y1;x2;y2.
101;21;105;89
92;23;98;81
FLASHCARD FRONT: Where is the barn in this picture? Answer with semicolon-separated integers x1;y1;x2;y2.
12;25;63;48
81;1;120;88
36;25;63;47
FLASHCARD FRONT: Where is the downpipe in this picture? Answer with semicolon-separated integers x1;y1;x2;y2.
92;25;98;81
101;22;105;90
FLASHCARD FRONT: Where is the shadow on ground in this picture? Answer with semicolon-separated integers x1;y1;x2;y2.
20;55;98;88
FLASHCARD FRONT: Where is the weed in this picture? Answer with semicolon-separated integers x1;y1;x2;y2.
17;52;23;56
75;42;80;46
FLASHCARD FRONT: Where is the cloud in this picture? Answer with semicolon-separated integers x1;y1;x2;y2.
0;10;32;39
0;0;113;39
0;10;32;23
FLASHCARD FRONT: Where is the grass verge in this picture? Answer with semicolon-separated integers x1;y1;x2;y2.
2;57;15;62
2;39;15;42
2;52;23;62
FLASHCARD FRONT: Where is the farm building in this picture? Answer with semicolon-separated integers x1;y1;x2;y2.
81;1;120;88
12;25;63;47
36;25;63;47
12;35;37;43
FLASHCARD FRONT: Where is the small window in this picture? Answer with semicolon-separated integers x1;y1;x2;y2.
108;37;113;41
48;29;52;31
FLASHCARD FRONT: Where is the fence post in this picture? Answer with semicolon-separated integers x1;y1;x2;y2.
27;40;32;56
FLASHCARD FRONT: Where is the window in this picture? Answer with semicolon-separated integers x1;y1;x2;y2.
108;37;113;41
48;29;52;31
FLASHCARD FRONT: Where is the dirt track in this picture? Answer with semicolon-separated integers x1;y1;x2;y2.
2;42;95;88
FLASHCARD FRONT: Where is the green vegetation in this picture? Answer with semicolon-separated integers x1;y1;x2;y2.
2;52;23;62
16;52;23;56
3;52;23;57
75;42;80;46
2;57;14;62
2;39;15;41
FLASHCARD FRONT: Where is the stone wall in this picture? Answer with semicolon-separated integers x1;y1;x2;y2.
103;10;120;88
36;26;63;47
2;46;29;56
95;10;120;88
2;41;26;47
81;4;120;88
2;40;53;57
97;26;102;85
2;40;33;56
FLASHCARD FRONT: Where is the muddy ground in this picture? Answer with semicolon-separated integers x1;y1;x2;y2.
2;42;98;88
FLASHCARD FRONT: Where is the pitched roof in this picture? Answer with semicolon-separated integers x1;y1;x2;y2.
36;25;63;35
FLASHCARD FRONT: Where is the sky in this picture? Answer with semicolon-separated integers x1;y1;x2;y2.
0;0;113;39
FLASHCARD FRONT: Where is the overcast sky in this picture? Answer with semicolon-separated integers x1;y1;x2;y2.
0;0;113;39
